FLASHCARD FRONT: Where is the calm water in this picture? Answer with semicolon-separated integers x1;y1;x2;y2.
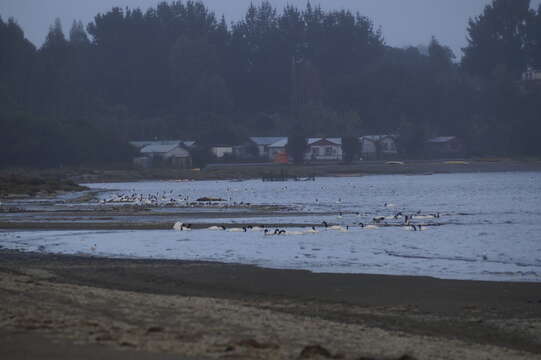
2;172;541;282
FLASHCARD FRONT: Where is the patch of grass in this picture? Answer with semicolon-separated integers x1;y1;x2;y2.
0;174;88;197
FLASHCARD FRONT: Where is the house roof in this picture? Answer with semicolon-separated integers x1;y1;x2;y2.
307;138;342;145
360;135;397;142
130;140;195;149
249;137;287;146
427;136;457;143
269;139;288;147
141;143;181;154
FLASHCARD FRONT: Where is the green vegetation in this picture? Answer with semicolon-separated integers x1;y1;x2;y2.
1;0;541;169
0;174;88;197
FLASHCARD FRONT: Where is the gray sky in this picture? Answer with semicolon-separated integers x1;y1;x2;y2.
1;0;540;57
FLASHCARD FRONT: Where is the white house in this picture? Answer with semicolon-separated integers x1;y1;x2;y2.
130;140;196;150
211;145;234;159
139;143;192;168
248;137;288;159
305;138;343;161
359;135;398;160
522;68;541;81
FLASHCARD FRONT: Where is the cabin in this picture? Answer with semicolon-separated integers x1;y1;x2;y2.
210;145;234;159
359;135;398;160
305;138;343;161
268;138;288;162
522;68;541;81
129;140;195;150
138;143;192;168
248;137;288;160
425;136;465;158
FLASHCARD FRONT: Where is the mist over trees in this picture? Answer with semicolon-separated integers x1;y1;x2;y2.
1;0;540;167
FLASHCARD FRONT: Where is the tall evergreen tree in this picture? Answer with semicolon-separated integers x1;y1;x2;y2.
462;0;533;79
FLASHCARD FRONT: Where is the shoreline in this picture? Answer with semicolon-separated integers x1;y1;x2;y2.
1;249;541;359
2;159;541;186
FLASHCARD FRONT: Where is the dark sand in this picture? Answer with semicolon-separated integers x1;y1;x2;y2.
1;250;540;359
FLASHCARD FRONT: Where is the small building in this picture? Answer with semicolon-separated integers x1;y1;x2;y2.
211;145;234;159
305;138;343;161
138;143;192;168
248;137;288;160
130;140;196;151
425;136;465;158
359;135;398;160
268;138;288;162
522;68;541;81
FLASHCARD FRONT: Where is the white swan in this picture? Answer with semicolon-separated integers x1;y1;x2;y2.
173;222;184;231
304;227;319;234
364;225;379;230
207;226;222;231
285;230;305;235
173;222;191;231
328;225;347;231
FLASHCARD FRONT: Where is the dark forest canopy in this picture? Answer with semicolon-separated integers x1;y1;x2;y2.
1;0;541;167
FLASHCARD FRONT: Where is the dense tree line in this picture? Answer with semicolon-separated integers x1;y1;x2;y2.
1;0;540;167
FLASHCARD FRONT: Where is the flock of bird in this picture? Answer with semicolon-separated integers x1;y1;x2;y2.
99;190;250;208
99;189;443;235
100;191;185;206
172;208;442;235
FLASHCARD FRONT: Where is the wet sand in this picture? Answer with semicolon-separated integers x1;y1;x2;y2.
1;249;541;359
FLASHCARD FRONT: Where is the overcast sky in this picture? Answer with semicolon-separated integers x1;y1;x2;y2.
1;0;541;57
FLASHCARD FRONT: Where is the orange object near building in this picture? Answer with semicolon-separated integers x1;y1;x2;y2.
273;152;289;164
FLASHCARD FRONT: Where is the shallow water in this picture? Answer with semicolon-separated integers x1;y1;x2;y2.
2;172;541;282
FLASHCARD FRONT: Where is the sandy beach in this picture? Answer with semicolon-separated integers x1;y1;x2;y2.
1;249;540;359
